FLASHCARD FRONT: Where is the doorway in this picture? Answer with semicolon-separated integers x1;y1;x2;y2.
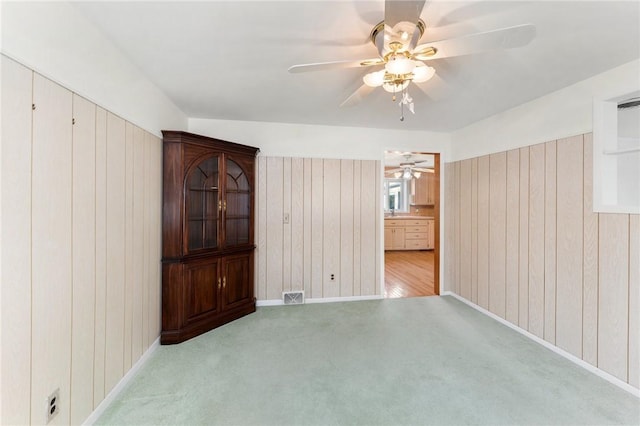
383;151;440;298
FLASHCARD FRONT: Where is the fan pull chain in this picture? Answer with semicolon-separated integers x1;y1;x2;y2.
400;86;405;121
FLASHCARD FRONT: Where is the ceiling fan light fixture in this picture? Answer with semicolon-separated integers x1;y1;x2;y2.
402;168;412;179
394;171;403;178
290;3;536;123
413;171;422;179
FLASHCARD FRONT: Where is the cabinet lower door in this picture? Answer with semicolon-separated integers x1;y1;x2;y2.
184;260;221;323
384;228;393;250
392;228;405;249
222;252;253;310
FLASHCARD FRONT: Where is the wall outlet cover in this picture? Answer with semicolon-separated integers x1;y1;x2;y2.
46;388;60;423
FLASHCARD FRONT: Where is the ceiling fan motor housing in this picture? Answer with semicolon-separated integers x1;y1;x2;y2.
370;19;426;55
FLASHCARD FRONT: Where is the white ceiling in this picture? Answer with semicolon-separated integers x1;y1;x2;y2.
73;1;640;133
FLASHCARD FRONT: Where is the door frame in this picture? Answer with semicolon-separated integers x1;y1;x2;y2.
380;151;441;296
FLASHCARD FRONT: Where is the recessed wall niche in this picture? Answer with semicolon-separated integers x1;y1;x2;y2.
593;90;640;214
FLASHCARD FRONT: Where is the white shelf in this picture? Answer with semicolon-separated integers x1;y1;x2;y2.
603;147;640;155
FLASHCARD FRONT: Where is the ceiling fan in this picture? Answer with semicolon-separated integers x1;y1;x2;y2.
385;154;433;179
288;0;536;120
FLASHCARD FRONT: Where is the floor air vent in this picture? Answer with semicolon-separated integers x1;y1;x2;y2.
283;291;304;305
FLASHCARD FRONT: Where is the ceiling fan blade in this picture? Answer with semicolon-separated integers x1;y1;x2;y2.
412;23;536;61
412;71;451;102
380;0;427;54
340;83;376;108
413;167;435;173
385;168;403;174
288;59;383;73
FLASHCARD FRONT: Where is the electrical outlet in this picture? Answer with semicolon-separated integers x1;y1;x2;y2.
283;213;290;224
330;273;335;281
46;388;60;423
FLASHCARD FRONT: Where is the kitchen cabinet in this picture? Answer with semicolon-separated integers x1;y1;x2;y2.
384;224;405;250
411;173;436;205
161;130;259;344
404;220;428;249
384;218;434;250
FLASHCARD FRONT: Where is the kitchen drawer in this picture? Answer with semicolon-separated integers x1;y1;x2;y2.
405;232;428;240
384;220;405;227
405;239;428;249
405;226;427;233
405;220;428;226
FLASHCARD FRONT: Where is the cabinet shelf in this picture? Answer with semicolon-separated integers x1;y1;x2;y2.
603;147;640;155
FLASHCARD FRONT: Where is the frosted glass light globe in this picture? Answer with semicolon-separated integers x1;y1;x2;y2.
412;63;436;83
362;70;385;87
385;55;415;75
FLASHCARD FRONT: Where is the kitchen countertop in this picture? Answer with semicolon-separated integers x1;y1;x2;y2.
384;216;434;220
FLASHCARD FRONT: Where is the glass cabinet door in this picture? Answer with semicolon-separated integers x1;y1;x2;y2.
225;158;251;246
186;156;220;251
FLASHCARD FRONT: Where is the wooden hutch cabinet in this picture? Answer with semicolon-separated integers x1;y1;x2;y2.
161;131;259;344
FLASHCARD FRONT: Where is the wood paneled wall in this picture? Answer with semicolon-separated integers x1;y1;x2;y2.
255;157;381;300
445;133;640;389
1;56;163;425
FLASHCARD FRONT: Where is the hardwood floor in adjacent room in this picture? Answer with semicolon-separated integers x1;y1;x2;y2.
384;250;436;298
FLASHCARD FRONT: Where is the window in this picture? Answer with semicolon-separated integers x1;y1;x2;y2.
383;178;410;213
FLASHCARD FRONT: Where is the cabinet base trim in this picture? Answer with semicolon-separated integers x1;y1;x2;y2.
161;301;256;345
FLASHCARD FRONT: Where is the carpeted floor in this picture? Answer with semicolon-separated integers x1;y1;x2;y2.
95;296;640;425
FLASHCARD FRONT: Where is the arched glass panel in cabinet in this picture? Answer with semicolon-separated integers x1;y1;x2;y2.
225;159;251;246
187;156;219;251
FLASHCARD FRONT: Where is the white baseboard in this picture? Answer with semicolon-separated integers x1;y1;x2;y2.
257;294;383;307
307;295;383;304
442;291;640;398
256;299;284;307
83;337;161;425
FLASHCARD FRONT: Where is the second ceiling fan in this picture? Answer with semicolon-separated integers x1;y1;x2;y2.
288;0;536;119
385;154;433;179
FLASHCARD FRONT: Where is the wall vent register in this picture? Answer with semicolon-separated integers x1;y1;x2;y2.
283;291;305;305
